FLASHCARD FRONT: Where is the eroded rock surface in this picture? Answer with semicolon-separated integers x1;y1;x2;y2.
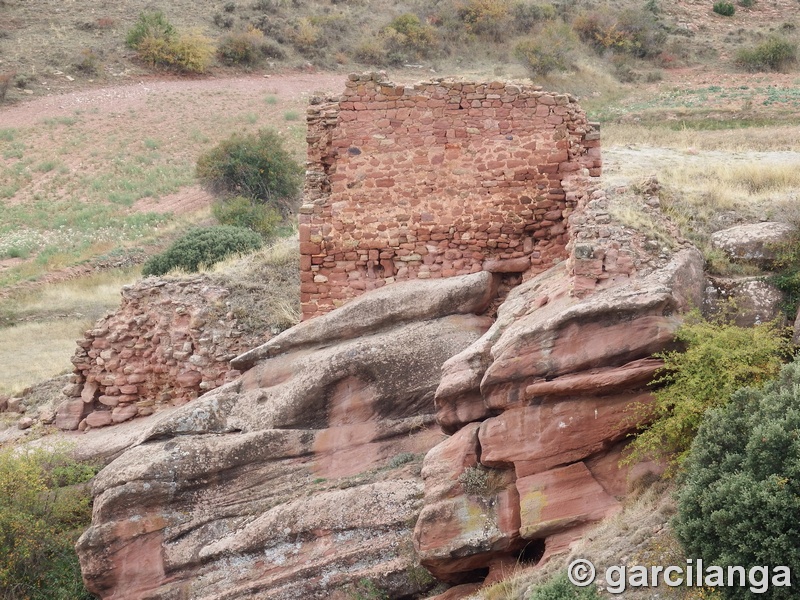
77;273;495;600
710;221;794;270
414;247;705;580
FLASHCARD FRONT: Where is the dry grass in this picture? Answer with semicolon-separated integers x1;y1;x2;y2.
604;123;800;152
0;319;87;395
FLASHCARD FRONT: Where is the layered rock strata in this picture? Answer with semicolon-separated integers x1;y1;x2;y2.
77;273;497;599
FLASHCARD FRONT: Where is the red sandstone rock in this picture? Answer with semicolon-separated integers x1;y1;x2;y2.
524;358;662;400
111;405;139;424
478;392;652;478
175;370;202;388
55;399;89;430
85;410;113;428
516;462;620;539
483;256;531;273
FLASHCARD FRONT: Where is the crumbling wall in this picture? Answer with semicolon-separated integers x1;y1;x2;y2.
56;277;263;430
299;73;601;319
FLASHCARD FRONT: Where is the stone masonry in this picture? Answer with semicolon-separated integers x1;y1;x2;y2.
299;72;601;319
56;277;263;431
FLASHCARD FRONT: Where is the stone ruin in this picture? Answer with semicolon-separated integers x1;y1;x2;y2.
299;72;601;319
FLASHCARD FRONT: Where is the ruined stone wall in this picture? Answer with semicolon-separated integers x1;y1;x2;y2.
56;277;263;431
299;73;601;319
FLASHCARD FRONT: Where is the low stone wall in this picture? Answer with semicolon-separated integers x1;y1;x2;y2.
56;277;265;430
299;73;601;319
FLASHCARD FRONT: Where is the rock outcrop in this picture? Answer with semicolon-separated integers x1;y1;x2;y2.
77;273;496;600
414;247;705;581
710;221;794;270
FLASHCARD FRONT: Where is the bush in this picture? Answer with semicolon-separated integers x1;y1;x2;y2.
125;11;176;49
0;70;15;103
514;23;576;76
573;8;665;58
735;36;797;72
196;129;303;214
127;12;214;73
512;1;557;33
0;446;97;599
457;0;513;41
625;312;791;470
212;196;281;237
385;14;437;57
218;26;267;65
529;573;602;599
768;229;800;318
738;0;755;6
713;2;736;16
675;357;800;599
142;226;263;276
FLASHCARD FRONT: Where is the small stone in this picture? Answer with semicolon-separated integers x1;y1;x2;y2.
17;417;34;430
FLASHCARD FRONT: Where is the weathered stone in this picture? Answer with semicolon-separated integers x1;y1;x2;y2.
232;271;498;370
710;221;794;269
175;370;202;388
483;256;531;273
111;405;138;424
85;410;113;428
55;399;90;430
704;276;785;327
17;417;34;430
517;462;621;539
479;392;652;478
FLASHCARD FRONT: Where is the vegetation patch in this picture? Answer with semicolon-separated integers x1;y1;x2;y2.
625;312;791;470
675;357;800;599
0;445;97;599
142;225;263;276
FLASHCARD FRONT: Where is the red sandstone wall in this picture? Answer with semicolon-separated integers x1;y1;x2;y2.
299;73;600;319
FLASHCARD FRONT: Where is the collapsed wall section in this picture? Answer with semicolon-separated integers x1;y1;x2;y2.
299;73;601;319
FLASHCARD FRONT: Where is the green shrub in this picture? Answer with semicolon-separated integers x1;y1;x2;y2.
457;0;513;42
0;446;97;600
713;2;736;16
218;26;267;65
738;0;755;7
735;36;797;72
512;1;557;33
529;573;602;599
514;23;576;76
625;312;791;470
127;12;214;73
142;226;263;276
125;11;176;49
675;357;800;599
768;229;800;318
196;129;303;214
212;196;281;237
573;8;665;58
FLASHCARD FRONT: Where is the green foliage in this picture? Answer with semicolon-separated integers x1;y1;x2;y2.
625;312;791;470
529;573;602;599
212;196;281;237
675;357;800;599
125;11;176;49
768;230;800;318
735;36;797;72
348;578;389;600
356;14;438;65
0;445;97;600
126;12;214;73
514;23;576;76
196;129;303;214
217;26;268;65
573;7;665;58
713;2;736;16
457;0;513;42
142;226;263;276
512;2;557;33
738;0;755;7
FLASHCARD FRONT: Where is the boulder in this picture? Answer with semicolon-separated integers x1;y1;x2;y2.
77;283;493;600
710;221;794;270
54;399;90;430
232;271;498;371
703;276;785;327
